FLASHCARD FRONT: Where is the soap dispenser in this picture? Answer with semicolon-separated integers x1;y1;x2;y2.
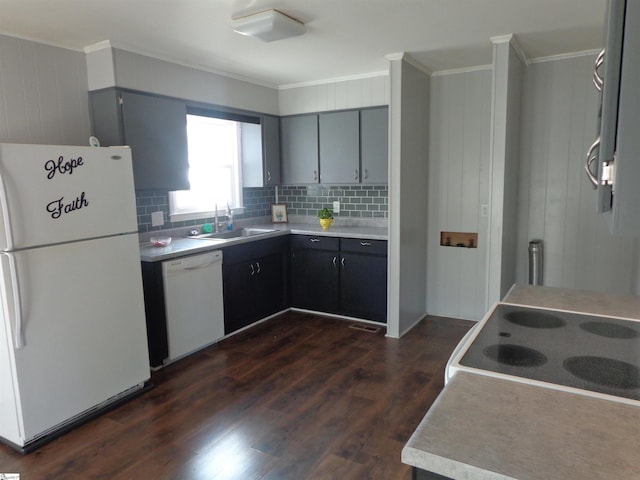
226;203;233;231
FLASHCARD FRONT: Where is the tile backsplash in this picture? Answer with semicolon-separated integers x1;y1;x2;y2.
277;185;388;218
136;185;388;233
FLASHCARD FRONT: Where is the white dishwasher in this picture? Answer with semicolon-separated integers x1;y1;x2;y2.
161;250;224;363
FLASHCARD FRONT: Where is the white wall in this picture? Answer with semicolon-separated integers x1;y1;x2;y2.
0;34;90;145
279;74;389;115
486;37;525;306
387;55;430;337
427;68;492;320
516;53;639;295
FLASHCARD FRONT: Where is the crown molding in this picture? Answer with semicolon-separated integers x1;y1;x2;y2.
384;52;432;76
431;64;492;77
279;70;388;90
529;48;601;64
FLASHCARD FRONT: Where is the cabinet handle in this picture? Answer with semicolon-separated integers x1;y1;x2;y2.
364;169;369;180
360;242;371;246
313;170;318;181
584;137;600;189
341;257;346;268
310;238;320;243
333;256;337;268
255;262;261;274
250;264;255;276
593;48;605;92
354;169;359;180
266;170;272;182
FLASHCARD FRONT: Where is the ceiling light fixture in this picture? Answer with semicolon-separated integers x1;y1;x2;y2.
232;9;305;42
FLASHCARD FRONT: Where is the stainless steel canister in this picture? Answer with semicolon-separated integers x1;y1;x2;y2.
528;240;543;286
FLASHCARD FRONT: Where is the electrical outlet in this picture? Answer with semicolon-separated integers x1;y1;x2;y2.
151;211;164;227
480;204;489;218
333;201;340;213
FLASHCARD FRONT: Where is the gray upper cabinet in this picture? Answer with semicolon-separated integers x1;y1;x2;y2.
262;115;281;186
240;122;263;187
594;0;640;236
319;110;360;184
241;115;281;187
281;114;319;185
360;107;389;184
89;88;190;191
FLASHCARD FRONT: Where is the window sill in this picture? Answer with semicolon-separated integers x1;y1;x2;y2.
169;207;245;223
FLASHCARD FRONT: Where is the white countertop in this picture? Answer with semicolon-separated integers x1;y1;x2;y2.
504;284;640;321
403;371;640;480
140;222;388;262
402;284;640;479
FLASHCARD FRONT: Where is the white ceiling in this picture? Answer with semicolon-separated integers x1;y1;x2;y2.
0;0;606;87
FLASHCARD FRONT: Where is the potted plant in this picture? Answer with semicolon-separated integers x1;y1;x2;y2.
317;207;334;230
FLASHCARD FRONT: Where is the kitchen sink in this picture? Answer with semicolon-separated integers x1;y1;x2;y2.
189;227;277;240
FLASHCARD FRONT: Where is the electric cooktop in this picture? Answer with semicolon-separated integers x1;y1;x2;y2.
447;303;640;404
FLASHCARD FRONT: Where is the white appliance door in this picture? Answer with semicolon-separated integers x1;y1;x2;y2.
162;251;224;362
0;143;137;251
0;233;150;445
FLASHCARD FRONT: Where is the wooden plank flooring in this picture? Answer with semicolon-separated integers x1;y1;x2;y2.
0;311;472;479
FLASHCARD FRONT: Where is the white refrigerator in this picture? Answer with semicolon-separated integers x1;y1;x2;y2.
0;143;151;452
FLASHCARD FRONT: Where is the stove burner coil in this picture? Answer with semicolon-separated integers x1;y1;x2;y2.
504;311;566;329
563;356;640;389
579;321;639;339
483;344;548;367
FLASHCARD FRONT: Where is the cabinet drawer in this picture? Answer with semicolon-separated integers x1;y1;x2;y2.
291;235;339;251
221;236;289;265
340;238;387;255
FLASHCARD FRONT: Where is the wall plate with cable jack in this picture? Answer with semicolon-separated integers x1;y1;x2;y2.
151;211;164;227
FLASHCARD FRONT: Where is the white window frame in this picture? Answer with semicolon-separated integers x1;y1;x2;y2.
169;113;249;222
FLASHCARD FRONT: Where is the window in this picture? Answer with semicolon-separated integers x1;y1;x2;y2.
169;112;257;221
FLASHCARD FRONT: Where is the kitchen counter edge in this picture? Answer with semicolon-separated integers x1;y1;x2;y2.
140;223;388;262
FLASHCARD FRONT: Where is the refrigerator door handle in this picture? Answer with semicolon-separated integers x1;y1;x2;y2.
0;169;16;250
5;253;25;348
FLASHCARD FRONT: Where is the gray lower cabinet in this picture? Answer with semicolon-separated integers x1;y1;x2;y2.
281;114;319;184
290;235;387;323
339;238;388;322
319;110;360;184
89;88;190;191
361;107;389;184
412;468;453;480
222;236;289;334
242;114;281;187
140;261;169;368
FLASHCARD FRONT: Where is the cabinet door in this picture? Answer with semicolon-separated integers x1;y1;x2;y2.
319;110;360;184
119;91;190;191
89;88;124;147
252;252;285;319
610;0;640;235
241;122;264;188
223;260;255;334
361;107;389;184
140;262;169;368
242;116;281;188
262;114;281;186
222;237;288;334
281;115;319;184
340;253;388;323
291;249;339;313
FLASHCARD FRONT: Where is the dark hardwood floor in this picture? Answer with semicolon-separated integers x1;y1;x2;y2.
0;311;472;479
